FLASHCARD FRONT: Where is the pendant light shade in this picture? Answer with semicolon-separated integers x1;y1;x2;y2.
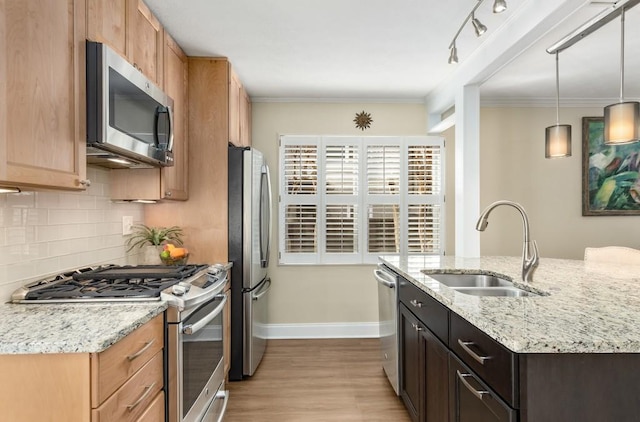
545;125;572;158
604;102;640;145
604;8;640;145
545;51;571;158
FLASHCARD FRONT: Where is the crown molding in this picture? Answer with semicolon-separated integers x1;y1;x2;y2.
251;96;426;104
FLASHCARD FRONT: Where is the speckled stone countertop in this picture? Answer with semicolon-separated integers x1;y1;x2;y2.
380;255;640;354
0;301;167;354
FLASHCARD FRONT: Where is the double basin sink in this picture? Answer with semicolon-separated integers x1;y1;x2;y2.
423;272;540;297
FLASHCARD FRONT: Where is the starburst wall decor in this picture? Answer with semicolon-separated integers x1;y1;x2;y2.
354;110;373;131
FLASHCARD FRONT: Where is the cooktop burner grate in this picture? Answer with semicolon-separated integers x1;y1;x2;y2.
20;264;209;301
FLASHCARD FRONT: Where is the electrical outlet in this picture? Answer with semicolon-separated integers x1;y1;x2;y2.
122;216;134;235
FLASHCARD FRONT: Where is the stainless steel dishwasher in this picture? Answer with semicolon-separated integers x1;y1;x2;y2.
375;264;399;395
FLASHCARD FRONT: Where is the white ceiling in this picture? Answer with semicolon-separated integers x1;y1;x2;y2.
145;0;640;104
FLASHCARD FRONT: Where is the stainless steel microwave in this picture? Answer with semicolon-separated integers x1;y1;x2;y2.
86;41;174;168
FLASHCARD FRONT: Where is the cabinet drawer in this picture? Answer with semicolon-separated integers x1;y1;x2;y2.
449;354;517;422
92;351;164;422
399;277;449;343
449;312;518;408
91;314;164;406
135;390;165;422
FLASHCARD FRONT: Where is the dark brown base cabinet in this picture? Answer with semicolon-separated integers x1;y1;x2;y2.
400;304;449;422
396;273;640;422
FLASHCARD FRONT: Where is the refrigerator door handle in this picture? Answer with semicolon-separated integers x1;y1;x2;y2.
260;163;273;268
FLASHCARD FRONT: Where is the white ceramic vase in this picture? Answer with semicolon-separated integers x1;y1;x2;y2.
142;245;162;265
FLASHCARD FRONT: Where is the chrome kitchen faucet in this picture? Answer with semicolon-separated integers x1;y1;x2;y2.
476;200;539;283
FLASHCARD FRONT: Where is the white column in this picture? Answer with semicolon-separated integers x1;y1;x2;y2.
454;85;481;257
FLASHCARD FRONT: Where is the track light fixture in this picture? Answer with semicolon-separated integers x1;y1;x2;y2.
493;0;507;14
471;13;487;37
446;0;509;64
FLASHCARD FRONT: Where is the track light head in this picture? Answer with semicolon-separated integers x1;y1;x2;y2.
448;44;458;64
471;13;487;37
493;0;507;14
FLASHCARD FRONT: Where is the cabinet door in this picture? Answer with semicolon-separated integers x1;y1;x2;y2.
399;304;423;422
128;0;163;87
0;0;87;191
239;87;251;146
86;0;128;58
423;327;449;422
449;355;517;422
161;32;188;200
228;68;241;146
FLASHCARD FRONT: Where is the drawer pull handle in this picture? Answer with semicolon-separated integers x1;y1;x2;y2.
410;299;423;308
411;322;423;332
458;339;490;365
457;370;489;401
127;340;155;361
126;382;156;411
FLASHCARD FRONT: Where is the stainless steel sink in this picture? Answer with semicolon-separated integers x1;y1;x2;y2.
422;272;540;297
452;287;538;297
425;273;513;288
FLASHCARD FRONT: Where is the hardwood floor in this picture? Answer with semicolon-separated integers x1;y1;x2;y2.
224;338;411;421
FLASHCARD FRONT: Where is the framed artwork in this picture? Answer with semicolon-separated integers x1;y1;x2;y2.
582;116;640;215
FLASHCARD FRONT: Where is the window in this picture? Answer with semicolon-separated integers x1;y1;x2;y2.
279;136;444;264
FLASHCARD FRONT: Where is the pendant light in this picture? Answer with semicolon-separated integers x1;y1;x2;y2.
545;52;571;158
604;7;640;145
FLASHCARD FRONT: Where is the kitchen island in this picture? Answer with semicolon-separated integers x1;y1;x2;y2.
381;255;640;422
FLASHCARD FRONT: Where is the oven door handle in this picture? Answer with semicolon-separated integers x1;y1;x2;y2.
182;294;227;335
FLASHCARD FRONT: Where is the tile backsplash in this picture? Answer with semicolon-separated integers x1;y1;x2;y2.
0;167;144;302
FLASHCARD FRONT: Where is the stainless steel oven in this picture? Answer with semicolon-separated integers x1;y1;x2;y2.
167;265;230;422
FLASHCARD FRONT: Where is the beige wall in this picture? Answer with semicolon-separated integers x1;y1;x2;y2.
479;106;638;260
252;102;430;324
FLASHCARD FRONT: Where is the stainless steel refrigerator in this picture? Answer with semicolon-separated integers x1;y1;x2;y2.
228;146;273;380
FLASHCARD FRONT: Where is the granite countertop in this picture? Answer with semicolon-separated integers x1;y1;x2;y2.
380;255;640;354
0;301;167;354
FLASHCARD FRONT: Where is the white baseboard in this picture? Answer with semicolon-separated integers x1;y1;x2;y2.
265;322;380;339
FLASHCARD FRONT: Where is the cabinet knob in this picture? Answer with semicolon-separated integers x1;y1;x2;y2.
78;179;91;187
410;299;423;308
165;191;172;197
411;322;423;332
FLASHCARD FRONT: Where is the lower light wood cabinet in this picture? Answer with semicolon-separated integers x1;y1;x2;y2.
0;314;165;422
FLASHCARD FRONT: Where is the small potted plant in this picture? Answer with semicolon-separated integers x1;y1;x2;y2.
126;224;184;264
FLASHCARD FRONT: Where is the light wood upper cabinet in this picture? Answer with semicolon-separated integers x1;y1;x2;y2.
86;0;163;87
228;71;241;146
228;67;252;147
110;31;189;201
128;0;163;88
86;0;128;58
161;32;189;200
0;0;88;191
240;86;252;147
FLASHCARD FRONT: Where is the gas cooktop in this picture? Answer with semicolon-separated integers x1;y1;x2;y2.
11;264;211;303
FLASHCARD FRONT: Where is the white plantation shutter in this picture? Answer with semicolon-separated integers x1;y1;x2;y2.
279;135;444;265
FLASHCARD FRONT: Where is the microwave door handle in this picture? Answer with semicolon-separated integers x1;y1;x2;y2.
153;106;161;148
182;294;227;335
166;105;174;152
